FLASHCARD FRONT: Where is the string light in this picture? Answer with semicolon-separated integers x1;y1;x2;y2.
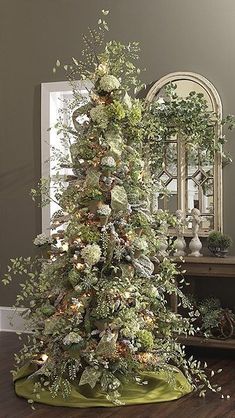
145;315;154;325
76;262;84;270
70;304;79;312
33;353;48;365
137;353;154;364
70;301;83;311
41;354;48;362
70;297;85;312
62;243;69;252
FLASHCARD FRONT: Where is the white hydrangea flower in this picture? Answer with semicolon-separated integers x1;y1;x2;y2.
97;204;112;217
99;74;120;92
63;332;83;345
90;104;109;129
33;233;53;247
132;237;149;253
81;244;101;266
101;156;116;168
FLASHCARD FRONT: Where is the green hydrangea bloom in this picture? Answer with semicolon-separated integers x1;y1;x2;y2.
63;332;83;345
99;74;120;92
137;330;154;350
108;100;126;120
90;104;109;129
81;244;102;266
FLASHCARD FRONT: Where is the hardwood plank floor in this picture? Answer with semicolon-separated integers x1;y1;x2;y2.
1;332;235;418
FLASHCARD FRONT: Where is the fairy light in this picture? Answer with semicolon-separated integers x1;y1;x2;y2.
141;353;152;363
62;243;69;252
71;301;83;311
116;342;127;355
41;354;48;362
76;262;84;270
70;304;79;312
145;315;154;325
70;297;85;312
58;308;64;314
137;353;153;364
33;353;48;365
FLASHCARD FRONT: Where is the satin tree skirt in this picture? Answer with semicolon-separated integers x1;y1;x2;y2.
14;363;192;408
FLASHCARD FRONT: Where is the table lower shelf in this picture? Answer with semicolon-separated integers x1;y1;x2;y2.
178;335;235;349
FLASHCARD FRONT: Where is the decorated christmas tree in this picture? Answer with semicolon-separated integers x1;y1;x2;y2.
3;10;225;408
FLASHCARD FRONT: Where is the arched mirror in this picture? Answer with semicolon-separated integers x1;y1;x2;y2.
146;72;223;236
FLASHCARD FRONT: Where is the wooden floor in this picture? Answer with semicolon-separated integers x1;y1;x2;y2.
2;333;235;418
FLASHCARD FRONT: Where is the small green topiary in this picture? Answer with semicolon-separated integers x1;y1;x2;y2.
207;231;233;257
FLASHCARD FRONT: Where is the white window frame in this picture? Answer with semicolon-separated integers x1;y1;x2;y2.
41;80;90;235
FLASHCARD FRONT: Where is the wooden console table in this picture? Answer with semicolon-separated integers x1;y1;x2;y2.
181;256;235;278
173;256;235;349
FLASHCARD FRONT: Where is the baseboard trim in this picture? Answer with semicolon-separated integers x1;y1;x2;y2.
0;306;28;333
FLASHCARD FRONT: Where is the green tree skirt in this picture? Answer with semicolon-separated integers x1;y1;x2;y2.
14;363;192;408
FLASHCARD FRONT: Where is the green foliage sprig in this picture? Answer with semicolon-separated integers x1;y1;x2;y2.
144;83;235;173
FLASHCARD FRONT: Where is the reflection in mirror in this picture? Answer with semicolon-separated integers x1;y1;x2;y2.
165;142;178;176
146;72;223;236
166;179;178;212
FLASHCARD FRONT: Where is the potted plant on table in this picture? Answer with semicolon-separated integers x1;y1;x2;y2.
207;231;233;257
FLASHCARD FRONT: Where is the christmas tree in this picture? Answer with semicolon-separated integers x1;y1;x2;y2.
3;10;223;408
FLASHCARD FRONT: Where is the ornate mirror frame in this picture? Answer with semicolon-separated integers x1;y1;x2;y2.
146;72;223;236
